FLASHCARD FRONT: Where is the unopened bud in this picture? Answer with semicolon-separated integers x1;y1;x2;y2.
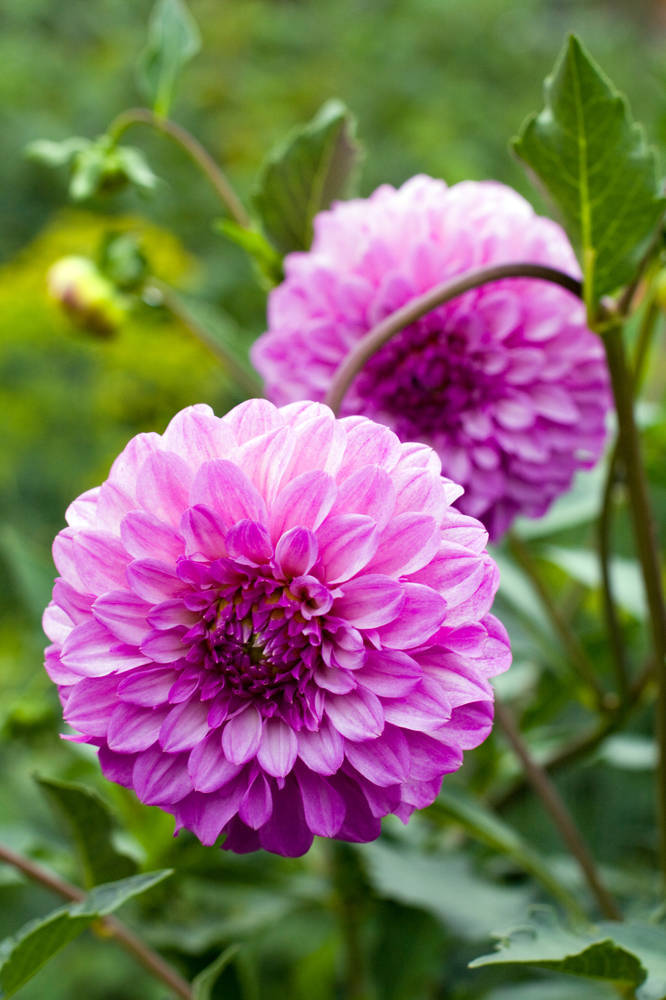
47;256;128;336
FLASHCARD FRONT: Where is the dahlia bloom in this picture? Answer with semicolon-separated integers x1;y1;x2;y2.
252;176;610;540
43;400;510;856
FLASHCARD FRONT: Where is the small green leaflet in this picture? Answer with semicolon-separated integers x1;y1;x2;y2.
513;35;665;316
137;0;201;117
0;870;172;998
36;776;138;888
253;99;362;255
470;907;666;1000
192;944;240;999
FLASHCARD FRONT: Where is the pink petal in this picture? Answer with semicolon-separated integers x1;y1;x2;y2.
392;468;448;521
325;688;384;742
61;620;149;676
274;527;318;578
225;520;273;564
135;451;194;526
65;487;100;529
383;677;452;731
377;583;446;648
176;781;246;845
126;560;187;604
333;575;404;628
256;718;298;777
140;629;186;664
316;515;378;584
180;505;227;560
192;460;268;527
43;603;74;646
344;727;410;786
239;772;273;829
162;405;236;462
221;706;263;765
339;420;402;475
222;398;283;442
63;676;119;736
108;432;161;494
365;513;440;577
270;470;337;541
120;512;184;562
357;649;422;697
71;531;130;593
331;465;396;530
117;667;178;706
92;590;150;645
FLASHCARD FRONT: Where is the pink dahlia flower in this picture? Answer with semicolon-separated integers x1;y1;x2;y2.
43;400;510;856
252;176;611;540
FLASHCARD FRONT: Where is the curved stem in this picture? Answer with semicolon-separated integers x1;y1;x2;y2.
493;699;622;921
508;532;607;708
108;107;251;228
146;279;263;397
0;843;193;1000
598;439;628;698
602;324;666;885
323;262;582;415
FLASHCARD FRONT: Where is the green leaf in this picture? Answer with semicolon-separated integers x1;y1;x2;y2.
192;944;240;999
513;35;665;314
0;870;171;998
253;99;362;254
137;0;201;117
470;908;666;1000
36;776;138;887
215;219;284;287
364;842;531;940
25;137;88;168
542;545;646;620
433;788;585;919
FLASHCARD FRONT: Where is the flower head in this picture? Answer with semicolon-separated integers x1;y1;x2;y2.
252;176;610;540
44;400;510;856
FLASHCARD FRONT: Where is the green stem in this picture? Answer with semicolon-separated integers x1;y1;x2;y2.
328;842;372;1000
598;439;628;698
602;323;666;887
493;700;622;920
108;107;251;228
146;278;263;397
323;262;582;414
508;532;608;709
0;843;193;1000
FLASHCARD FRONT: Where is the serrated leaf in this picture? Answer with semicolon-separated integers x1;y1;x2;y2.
137;0;201;117
192;944;240;999
253;99;362;254
0;870;171;998
433;788;584;919
470;908;666;1000
513;35;665;313
364;842;531;940
36;776;137;887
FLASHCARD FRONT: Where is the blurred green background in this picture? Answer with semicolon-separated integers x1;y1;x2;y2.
1;1;666;998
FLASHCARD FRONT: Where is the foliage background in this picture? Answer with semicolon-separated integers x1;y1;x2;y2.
1;1;666;997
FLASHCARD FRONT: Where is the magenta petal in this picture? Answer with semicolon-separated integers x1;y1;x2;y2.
92;591;149;645
71;531;129;593
159;699;210;752
239;772;273;829
162;404;237;462
107;703;168;752
334;575;404;628
192;459;268;526
126;560;187;604
140;629;186;664
117;667;178;706
256;718;298;777
332;466;396;530
275;527;318;578
65;487;100;529
221;706;263;765
316;515;378;584
188;731;242;792
132;747;192;805
295;768;345;837
223;397;282;442
258;775;313;857
345;728;410;786
63;676;119;736
225;520;273;564
120;511;184;562
325;688;384;742
377;583;446;648
403;731;463;781
98;746;137;787
297;720;344;775
383;677;452;731
357;649;422;697
135;450;194;527
61;620;149;676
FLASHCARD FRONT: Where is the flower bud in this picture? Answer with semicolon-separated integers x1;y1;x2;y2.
47;256;128;336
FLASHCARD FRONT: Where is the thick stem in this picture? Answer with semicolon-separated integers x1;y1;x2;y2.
146;279;263;398
493;700;622;921
602;325;666;885
598;440;629;698
0;843;193;1000
108;107;251;228
508;533;607;708
323;262;582;415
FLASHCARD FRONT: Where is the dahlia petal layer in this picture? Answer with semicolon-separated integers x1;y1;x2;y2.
252;176;611;540
45;401;511;856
